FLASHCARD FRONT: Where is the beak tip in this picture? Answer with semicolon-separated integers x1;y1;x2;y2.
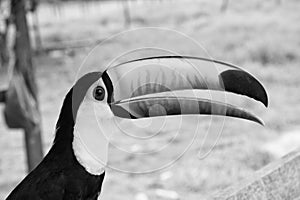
250;114;265;126
257;118;265;126
263;94;269;108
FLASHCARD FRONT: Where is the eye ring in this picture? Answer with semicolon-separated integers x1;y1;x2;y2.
93;86;105;101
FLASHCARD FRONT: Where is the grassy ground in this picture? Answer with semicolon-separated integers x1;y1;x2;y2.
1;0;300;199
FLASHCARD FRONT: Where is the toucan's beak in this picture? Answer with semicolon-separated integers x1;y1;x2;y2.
106;56;268;125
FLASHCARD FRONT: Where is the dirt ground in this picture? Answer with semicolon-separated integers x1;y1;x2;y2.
1;0;300;199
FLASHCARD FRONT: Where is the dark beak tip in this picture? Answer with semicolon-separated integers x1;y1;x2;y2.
263;92;269;108
255;117;265;126
220;70;269;107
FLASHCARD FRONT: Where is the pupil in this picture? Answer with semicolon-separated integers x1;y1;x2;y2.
96;89;102;95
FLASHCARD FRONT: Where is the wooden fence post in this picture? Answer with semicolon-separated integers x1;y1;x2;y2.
122;0;131;27
11;0;43;172
220;0;230;12
30;0;43;52
0;17;10;69
276;0;283;5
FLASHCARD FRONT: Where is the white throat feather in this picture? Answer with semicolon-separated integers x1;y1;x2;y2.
72;80;115;175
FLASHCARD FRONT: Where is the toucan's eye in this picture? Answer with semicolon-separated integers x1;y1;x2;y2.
93;86;105;101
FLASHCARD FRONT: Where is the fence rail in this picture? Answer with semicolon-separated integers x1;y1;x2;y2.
214;148;300;200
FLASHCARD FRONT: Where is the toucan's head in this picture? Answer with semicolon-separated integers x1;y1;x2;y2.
59;56;268;175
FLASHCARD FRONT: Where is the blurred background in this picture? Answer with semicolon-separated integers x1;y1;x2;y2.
0;0;300;199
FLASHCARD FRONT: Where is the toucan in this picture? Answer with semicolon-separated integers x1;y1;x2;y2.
6;56;268;200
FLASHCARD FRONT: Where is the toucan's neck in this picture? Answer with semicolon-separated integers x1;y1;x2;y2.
53;88;111;175
54;89;76;146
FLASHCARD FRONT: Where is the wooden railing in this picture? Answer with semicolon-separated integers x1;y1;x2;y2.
213;148;300;200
